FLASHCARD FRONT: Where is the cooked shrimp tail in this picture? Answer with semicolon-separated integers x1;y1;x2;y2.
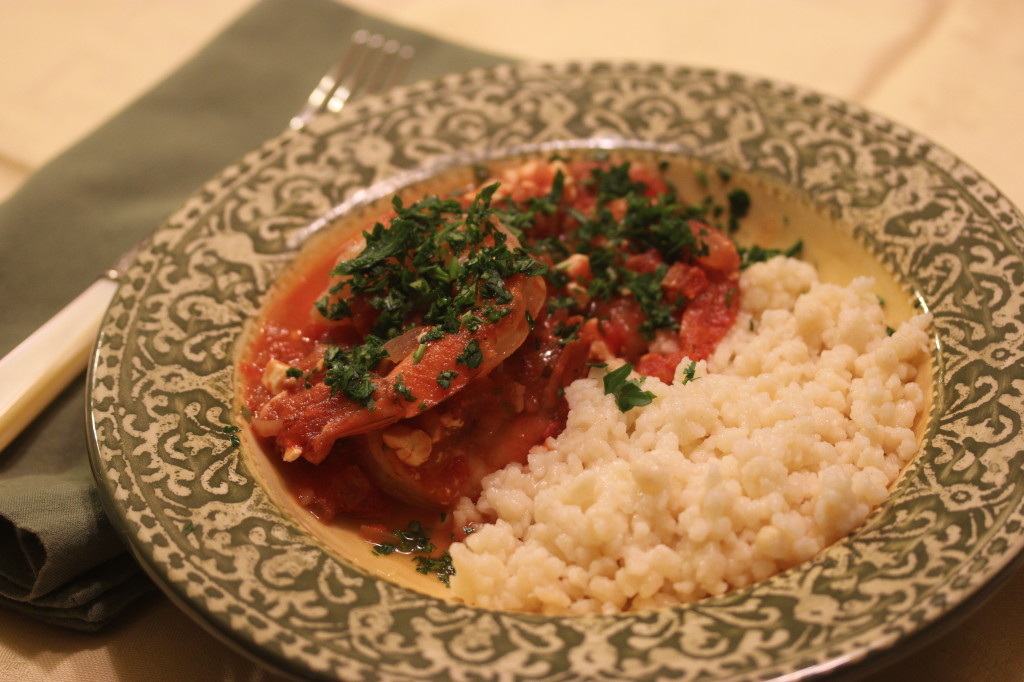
251;186;547;464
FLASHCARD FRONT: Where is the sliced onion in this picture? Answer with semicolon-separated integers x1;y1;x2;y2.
382;325;426;365
251;417;283;437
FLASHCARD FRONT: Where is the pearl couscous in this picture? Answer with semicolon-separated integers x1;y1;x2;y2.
450;256;931;614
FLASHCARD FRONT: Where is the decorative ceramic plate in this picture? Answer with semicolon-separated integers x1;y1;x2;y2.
87;62;1024;681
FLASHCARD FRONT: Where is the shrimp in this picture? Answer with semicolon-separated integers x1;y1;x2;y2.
251;186;547;465
354;306;597;509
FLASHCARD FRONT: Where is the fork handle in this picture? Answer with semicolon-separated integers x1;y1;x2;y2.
0;278;117;452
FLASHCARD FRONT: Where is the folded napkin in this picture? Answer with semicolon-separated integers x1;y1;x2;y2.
0;0;507;631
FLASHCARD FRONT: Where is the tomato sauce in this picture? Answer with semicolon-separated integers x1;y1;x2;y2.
239;157;741;524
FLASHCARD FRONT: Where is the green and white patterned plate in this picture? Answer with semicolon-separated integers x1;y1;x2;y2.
87;63;1024;681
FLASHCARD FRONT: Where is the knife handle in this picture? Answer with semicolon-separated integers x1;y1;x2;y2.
0;278;118;452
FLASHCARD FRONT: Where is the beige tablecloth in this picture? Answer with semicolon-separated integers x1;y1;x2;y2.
1;0;1022;679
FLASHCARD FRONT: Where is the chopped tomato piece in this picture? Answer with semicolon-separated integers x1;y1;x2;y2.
598;298;649;362
636;351;684;384
678;281;740;360
623;249;663;274
694;221;741;273
661;262;708;301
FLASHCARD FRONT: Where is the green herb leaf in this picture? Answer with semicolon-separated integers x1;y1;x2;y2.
437;369;458;389
621;193;700;263
602;363;656;412
737;240;803;269
679;360;699;384
592;162;647;202
393;374;416;402
553;320;581;346
371;521;455;587
319;183;545;368
726;189;751;232
414;551;456;586
322;337;389;408
222;425;241;448
456;339;483;369
624;266;680;339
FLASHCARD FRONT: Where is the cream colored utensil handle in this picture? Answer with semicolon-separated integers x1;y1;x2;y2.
0;278;117;452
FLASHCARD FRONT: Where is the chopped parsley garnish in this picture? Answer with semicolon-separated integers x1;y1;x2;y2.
437;369;458;388
320;184;544;339
726;188;751;232
584;248;620;301
521;169;565;217
546;295;577;311
481;305;513;323
459;311;486;332
737;240;803;269
371;521;456;586
222;425;241;448
411;343;427;364
621;193;702;263
602;363;656;412
553;320;582;346
414;552;456;586
372;520;434;555
393;374;416;402
516;161;738;348
624;266;681;338
302;158;791;418
680;361;699;384
591;162;647;201
322;337;389;408
420;327;446;343
311;183;548;407
314;294;350;321
455;339;483;369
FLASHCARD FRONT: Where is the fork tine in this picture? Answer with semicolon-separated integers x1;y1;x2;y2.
325;32;381;112
326;33;414;112
289;30;371;130
289;30;412;131
381;44;415;91
360;39;401;96
362;40;415;95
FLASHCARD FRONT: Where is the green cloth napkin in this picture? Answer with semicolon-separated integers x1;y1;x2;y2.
0;0;507;631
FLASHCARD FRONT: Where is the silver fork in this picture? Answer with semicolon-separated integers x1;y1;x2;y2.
290;29;413;130
0;32;413;452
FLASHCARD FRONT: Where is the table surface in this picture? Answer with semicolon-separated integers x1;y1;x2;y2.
1;1;1023;680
